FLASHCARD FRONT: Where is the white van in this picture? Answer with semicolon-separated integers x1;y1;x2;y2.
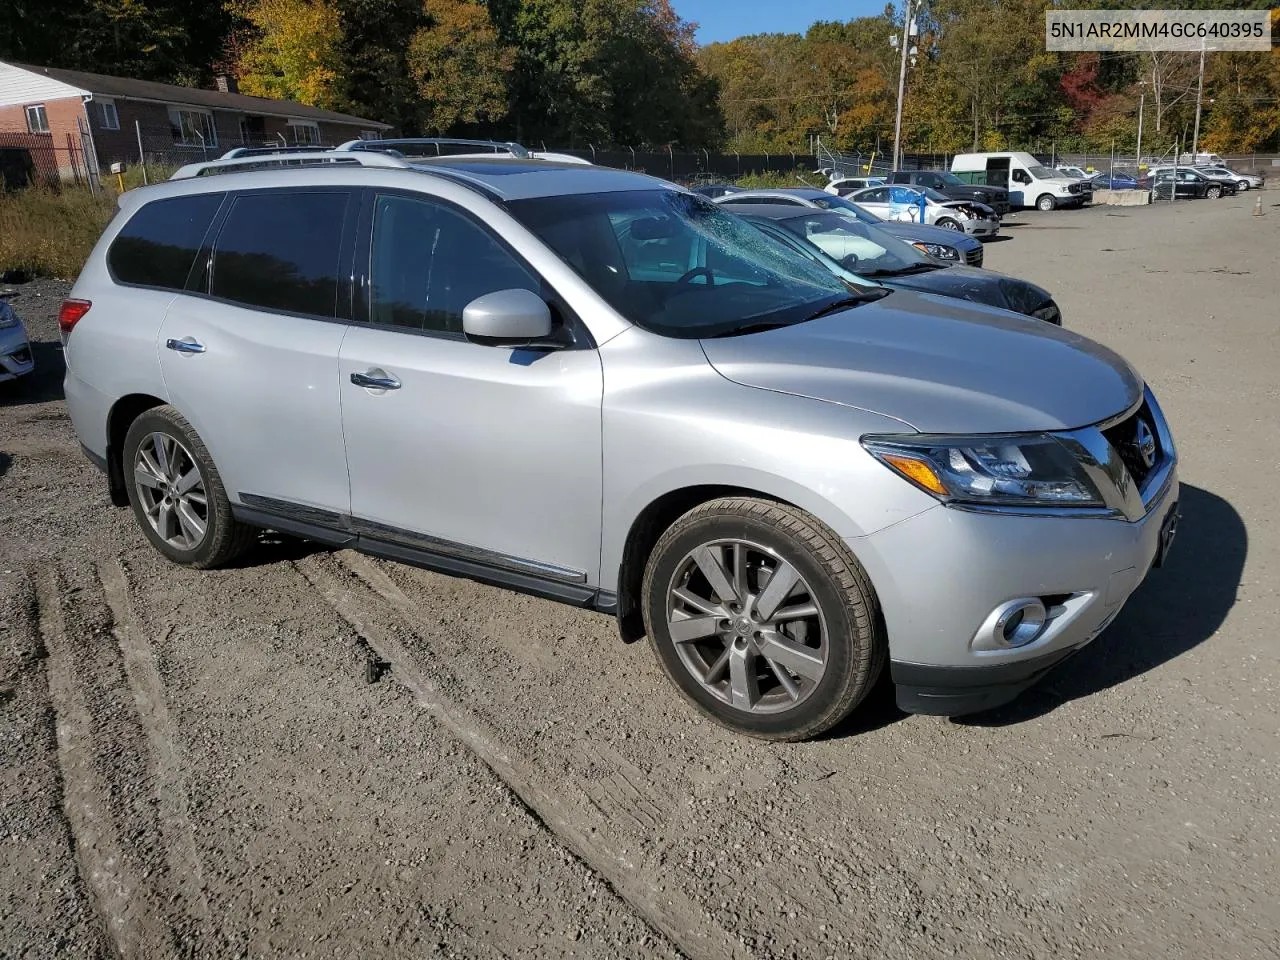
951;152;1090;211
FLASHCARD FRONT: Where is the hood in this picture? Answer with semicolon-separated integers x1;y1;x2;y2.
699;289;1141;434
877;220;981;250
876;265;1050;316
948;184;1008;198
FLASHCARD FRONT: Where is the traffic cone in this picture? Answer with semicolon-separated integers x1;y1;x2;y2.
1254;194;1264;216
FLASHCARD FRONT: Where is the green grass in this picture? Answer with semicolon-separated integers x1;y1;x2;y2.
0;185;117;279
734;170;823;189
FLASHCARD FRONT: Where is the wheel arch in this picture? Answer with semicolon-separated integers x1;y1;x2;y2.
105;393;166;506
611;477;871;645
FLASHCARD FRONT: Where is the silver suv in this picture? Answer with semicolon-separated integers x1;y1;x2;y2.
61;149;1179;740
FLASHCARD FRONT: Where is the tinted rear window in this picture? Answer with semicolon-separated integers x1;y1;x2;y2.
107;193;224;290
209;191;349;317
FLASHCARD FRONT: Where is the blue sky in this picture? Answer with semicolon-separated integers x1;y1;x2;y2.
676;0;887;45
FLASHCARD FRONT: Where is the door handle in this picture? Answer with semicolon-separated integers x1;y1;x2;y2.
350;370;401;390
165;337;206;354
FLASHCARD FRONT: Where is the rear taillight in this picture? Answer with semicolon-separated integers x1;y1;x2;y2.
58;299;92;335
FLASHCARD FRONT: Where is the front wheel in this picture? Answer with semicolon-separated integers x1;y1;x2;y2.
935;217;963;231
1036;194;1057;211
1206;185;1222;199
642;497;885;741
123;406;255;569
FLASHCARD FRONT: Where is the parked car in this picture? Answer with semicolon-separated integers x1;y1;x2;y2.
885;170;1011;218
1195;165;1261;191
62;149;1179;739
723;203;1062;325
845;184;1001;238
1151;168;1236;200
1178;152;1223;167
951;151;1091;210
825;176;886;196
1054;165;1093;181
1090;172;1140;190
0;295;35;386
714;188;985;266
690;184;744;199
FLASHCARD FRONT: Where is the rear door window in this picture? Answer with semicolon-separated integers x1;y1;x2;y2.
107;193;225;290
209;190;350;318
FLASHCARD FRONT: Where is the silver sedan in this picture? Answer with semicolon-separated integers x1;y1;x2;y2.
846;184;1000;238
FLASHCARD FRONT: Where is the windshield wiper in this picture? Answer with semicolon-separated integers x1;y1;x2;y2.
708;292;888;338
866;262;942;277
707;320;797;338
802;291;889;320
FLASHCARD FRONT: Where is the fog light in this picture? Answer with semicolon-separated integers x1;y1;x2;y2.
974;598;1048;651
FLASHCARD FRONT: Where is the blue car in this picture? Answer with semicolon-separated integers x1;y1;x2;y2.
1091;172;1139;190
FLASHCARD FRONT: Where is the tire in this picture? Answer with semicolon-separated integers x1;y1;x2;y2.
935;217;962;231
1036;194;1056;212
1206;185;1222;199
1237;181;1249;191
641;497;885;742
122;405;255;569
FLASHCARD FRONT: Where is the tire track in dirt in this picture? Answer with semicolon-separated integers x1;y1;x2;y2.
36;563;172;959
294;551;738;960
98;555;211;932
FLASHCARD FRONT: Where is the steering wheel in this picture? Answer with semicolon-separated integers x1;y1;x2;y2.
675;267;715;288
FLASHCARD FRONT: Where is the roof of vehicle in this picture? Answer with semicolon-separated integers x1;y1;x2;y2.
404;157;672;199
719;187;829;200
719;203;825;221
156;152;676;203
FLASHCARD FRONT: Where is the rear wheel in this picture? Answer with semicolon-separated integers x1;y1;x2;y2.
1036;194;1056;211
1206;185;1222;199
123;406;255;569
642;497;885;742
935;217;962;231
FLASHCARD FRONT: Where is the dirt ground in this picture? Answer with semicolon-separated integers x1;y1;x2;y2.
2;189;1278;960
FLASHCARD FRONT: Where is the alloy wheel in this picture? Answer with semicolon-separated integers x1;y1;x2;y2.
665;539;828;714
133;432;209;550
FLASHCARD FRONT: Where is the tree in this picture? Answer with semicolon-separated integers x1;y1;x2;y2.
3;0;233;86
332;0;423;134
408;0;513;133
231;0;345;108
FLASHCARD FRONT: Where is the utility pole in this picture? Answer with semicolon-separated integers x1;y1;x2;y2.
1136;89;1145;167
891;0;914;172
1191;43;1206;158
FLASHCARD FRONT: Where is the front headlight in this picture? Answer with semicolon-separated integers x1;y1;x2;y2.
0;301;20;329
862;434;1103;507
911;241;958;261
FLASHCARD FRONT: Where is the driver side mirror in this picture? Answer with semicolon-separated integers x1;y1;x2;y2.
462;288;554;346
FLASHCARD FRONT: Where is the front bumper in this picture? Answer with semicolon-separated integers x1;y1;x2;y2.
963;218;1000;238
851;391;1179;716
862;476;1178;715
0;323;34;382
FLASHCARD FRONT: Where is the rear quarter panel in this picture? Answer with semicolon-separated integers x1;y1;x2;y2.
64;196;174;454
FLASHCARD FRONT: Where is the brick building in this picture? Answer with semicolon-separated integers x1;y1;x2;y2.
0;61;392;186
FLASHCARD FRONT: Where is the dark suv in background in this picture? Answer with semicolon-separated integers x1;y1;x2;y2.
887;170;1011;218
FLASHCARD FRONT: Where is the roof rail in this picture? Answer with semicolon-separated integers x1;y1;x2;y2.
169;149;412;180
334;137;532;159
218;145;338;159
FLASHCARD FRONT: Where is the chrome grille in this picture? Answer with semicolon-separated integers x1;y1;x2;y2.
964;246;984;267
1102;401;1161;489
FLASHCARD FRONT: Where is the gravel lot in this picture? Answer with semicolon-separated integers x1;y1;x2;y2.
2;190;1278;960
